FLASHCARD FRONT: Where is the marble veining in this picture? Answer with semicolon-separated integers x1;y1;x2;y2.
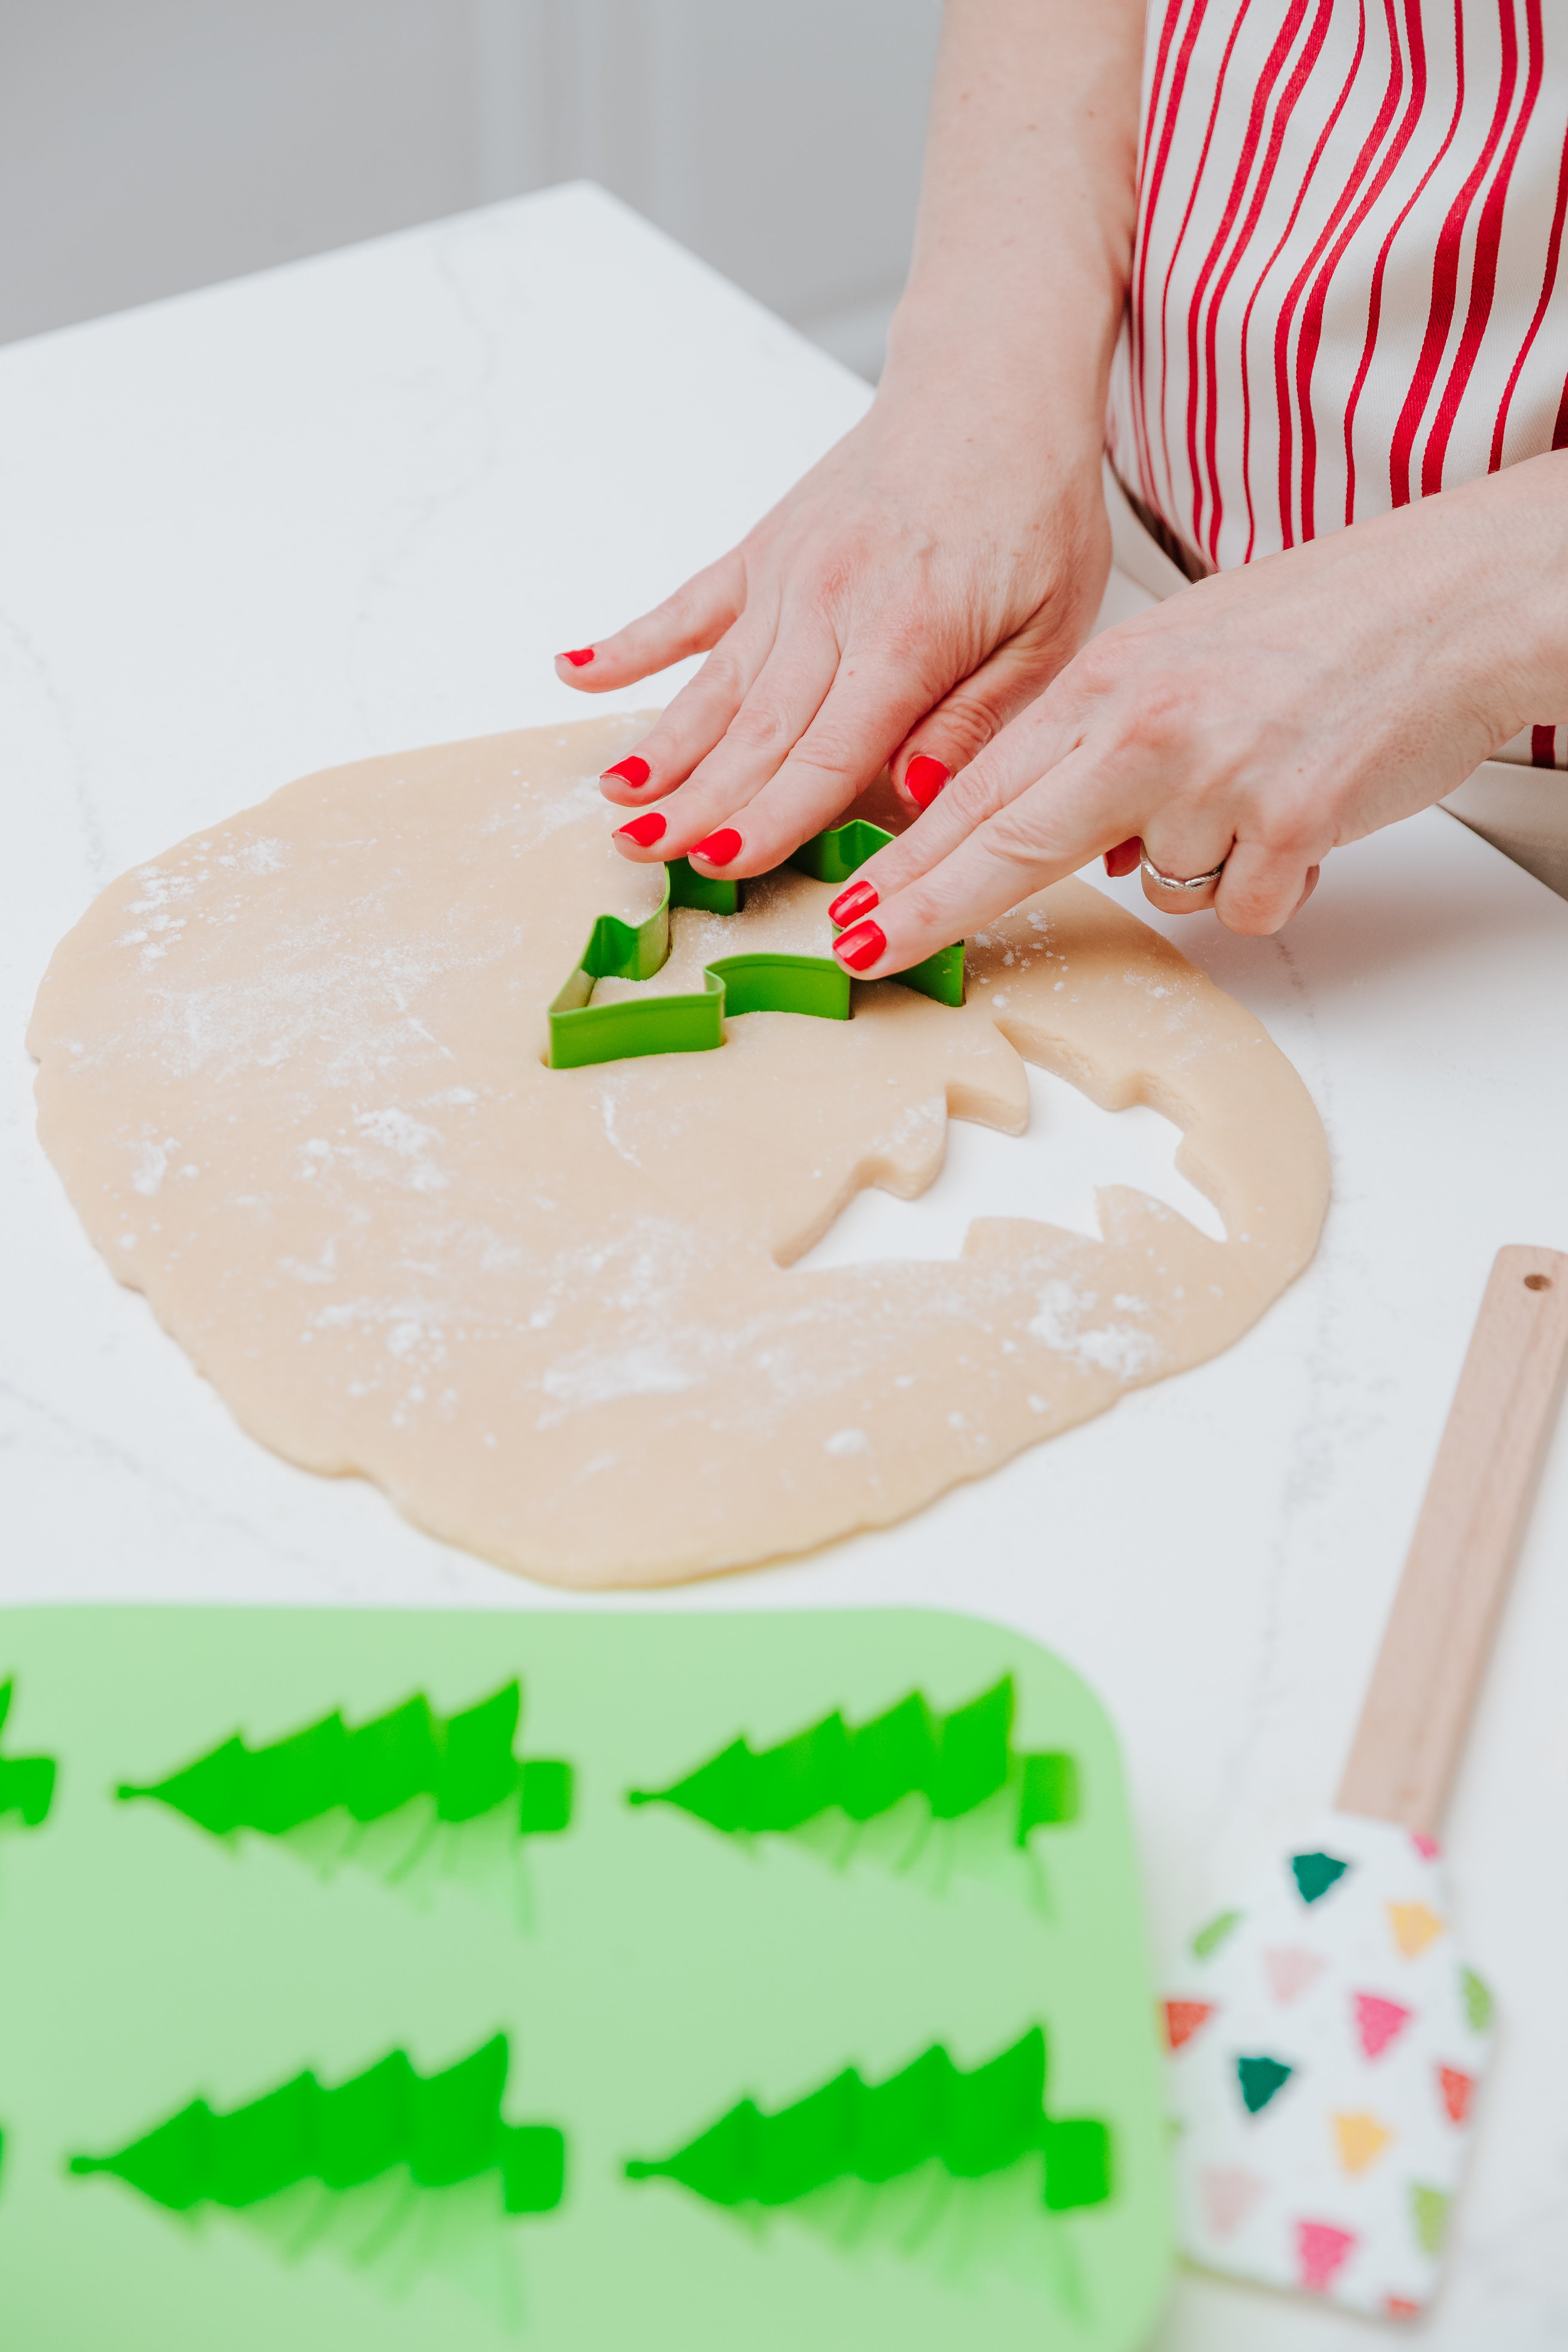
4;185;1568;2346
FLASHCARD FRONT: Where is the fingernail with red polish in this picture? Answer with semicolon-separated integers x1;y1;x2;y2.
827;879;879;926
693;828;742;866
1103;836;1142;879
616;812;666;847
561;646;595;668
603;755;651;788
833;919;886;972
905;754;949;809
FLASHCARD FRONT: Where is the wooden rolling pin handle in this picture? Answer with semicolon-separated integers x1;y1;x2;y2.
1336;1244;1568;1837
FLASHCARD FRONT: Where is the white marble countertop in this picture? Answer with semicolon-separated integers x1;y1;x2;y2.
4;182;1567;2348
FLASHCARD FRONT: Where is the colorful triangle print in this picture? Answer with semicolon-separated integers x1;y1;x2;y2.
1236;2055;1293;2116
1387;1901;1444;1958
1263;1945;1326;2005
1291;1850;1350;1905
1438;2066;1474;2126
1409;1832;1440;1861
1410;2183;1449;2255
1384;2296;1423;2319
1192;1908;1242;1959
1199;2165;1265;2239
1163;2000;1215;2052
1296;2219;1357;2293
1332;2110;1392;2175
1354;1992;1412;2060
1461;1967;1493;2032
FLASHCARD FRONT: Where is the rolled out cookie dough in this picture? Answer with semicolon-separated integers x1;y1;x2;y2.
29;714;1328;1587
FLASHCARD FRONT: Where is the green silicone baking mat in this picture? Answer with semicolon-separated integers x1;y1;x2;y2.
0;1607;1170;2350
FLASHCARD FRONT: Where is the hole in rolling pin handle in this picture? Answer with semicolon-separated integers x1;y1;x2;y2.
1523;1273;1551;1292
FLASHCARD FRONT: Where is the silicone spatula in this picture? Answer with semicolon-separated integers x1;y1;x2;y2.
1164;1244;1568;2320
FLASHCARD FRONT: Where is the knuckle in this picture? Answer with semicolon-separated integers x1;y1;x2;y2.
792;723;863;785
946;760;1009;827
805;551;858;619
695;645;749;701
1257;822;1317;869
866;606;939;674
1063;636;1124;701
1123;675;1196;754
661;559;740;642
985;799;1057;867
1254;781;1332;859
899;875;956;936
915;697;1003;773
726;698;792;754
655;579;707;638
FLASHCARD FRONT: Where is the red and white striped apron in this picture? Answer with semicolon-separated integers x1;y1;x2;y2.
1106;0;1568;771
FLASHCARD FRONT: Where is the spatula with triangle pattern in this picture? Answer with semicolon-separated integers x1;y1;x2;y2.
1164;1245;1568;2320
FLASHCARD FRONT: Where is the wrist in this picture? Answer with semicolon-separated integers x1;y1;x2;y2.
1471;453;1568;731
1338;460;1568;749
877;291;1111;484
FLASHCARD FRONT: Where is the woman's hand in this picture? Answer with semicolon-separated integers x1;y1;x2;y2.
554;0;1144;882
823;457;1568;969
556;392;1112;873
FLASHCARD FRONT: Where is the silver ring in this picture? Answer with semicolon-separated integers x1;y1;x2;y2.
1140;849;1226;896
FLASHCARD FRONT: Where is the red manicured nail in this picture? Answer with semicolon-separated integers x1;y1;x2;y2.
905;754;949;809
604;755;651;787
828;879;879;926
1103;836;1142;878
615;812;666;847
693;828;742;866
833;919;886;972
560;646;595;667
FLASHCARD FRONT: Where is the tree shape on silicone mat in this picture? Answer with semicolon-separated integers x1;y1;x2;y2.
69;2034;564;2309
0;1680;57;1834
116;1681;571;1901
629;1676;1077;1892
628;2026;1111;2238
71;2034;563;2214
72;2022;571;2314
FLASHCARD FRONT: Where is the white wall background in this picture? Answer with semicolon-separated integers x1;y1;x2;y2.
0;0;942;377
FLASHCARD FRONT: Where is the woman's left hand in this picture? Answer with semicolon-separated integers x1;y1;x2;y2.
824;456;1568;971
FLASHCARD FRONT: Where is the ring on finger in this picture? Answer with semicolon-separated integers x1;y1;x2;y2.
1139;848;1227;895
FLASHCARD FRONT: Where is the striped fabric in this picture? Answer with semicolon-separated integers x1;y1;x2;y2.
1105;0;1568;768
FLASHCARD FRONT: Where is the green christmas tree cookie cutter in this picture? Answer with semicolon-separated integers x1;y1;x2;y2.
546;820;965;1071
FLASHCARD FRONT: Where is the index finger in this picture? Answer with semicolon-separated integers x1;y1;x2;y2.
828;749;1118;981
834;694;1084;913
687;646;958;878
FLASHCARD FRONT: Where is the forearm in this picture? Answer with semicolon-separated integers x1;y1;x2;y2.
570;2;1147;848
1436;452;1568;737
883;0;1144;466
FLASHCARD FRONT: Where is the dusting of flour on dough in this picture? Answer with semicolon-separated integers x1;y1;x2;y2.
1028;1277;1164;1381
27;714;1327;1586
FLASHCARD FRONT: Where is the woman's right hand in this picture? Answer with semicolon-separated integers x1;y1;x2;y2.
554;374;1114;880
